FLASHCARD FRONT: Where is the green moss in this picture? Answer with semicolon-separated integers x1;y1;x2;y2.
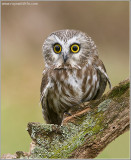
28;87;128;159
20;80;129;159
108;82;129;99
28;81;131;159
29;107;107;159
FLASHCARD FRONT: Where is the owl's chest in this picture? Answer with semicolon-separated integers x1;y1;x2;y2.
50;66;96;98
47;70;82;112
50;69;83;97
47;67;99;113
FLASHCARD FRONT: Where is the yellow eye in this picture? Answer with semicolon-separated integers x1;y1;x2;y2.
70;44;80;53
53;43;62;54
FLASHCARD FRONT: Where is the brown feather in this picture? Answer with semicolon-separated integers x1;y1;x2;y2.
41;29;111;125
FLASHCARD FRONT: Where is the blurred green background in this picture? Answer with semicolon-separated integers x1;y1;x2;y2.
1;1;129;158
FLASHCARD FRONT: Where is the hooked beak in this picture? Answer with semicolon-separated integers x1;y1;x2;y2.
62;54;68;63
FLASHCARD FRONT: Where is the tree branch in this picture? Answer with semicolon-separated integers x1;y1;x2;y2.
1;79;130;159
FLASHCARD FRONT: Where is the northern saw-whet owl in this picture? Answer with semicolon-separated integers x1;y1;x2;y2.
40;29;111;125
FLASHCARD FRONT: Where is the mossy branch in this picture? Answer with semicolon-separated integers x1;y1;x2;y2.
2;79;130;159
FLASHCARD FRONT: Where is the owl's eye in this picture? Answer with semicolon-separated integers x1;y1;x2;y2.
53;43;62;54
70;44;80;53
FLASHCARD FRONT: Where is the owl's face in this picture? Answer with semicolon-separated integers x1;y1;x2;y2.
42;30;97;69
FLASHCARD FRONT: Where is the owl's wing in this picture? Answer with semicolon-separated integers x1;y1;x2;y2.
40;69;50;123
93;59;111;99
40;69;62;124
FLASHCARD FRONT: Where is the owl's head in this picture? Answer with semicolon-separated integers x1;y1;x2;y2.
42;29;98;69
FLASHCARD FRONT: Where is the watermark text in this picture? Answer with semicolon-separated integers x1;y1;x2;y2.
2;2;38;6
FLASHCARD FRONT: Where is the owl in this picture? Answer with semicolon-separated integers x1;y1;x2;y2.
40;29;111;125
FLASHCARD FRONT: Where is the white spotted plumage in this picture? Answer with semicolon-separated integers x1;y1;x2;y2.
40;29;111;124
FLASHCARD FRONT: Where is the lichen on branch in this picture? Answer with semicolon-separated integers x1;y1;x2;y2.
1;79;130;159
27;79;130;159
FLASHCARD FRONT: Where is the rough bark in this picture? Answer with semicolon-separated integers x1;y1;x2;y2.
1;79;130;159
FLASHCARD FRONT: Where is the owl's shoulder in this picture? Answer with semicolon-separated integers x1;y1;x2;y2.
92;55;112;89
